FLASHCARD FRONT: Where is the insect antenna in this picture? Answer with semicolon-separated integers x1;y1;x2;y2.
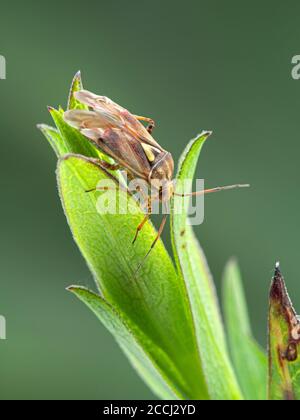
173;183;250;197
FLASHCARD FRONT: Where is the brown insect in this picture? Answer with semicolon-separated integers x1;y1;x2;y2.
64;90;248;269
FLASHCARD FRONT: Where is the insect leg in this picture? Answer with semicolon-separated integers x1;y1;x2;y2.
84;158;122;192
132;214;150;244
132;195;152;244
88;158;122;171
134;115;155;134
85;185;117;193
149;214;168;251
135;214;168;273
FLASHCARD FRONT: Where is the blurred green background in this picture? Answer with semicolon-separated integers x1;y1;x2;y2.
1;0;300;399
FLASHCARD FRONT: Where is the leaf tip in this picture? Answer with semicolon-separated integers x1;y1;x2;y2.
66;285;88;295
269;263;296;318
74;70;82;80
228;255;238;266
270;262;286;302
223;256;238;280
270;262;286;303
199;130;213;139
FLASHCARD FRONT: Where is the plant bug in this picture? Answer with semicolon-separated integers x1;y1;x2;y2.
64;90;248;270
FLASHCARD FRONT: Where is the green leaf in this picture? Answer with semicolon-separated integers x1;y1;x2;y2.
38;72;115;165
57;153;210;399
268;264;300;400
223;259;267;400
67;71;88;110
68;286;186;399
170;132;243;400
48;106;101;159
38;106;100;159
36;124;65;157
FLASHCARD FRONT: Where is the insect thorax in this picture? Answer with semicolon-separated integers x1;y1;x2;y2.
149;152;174;182
148;152;174;202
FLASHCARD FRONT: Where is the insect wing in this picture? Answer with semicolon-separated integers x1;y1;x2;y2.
64;90;166;179
81;126;152;180
75;90;164;151
122;110;163;151
64;109;119;130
